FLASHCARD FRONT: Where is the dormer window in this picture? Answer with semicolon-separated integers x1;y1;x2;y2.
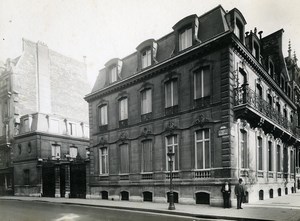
235;19;244;42
179;27;192;51
141;48;151;69
173;14;200;53
110;66;117;83
253;41;260;60
269;60;275;78
105;58;123;84
136;39;158;70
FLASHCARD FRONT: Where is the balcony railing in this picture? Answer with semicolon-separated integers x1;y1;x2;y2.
234;86;296;135
119;119;128;128
194;170;211;178
165;105;178;116
194;96;211;109
166;171;179;179
257;171;264;178
141;173;153;180
141;112;152;122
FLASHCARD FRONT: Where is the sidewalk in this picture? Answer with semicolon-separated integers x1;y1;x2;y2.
1;192;300;221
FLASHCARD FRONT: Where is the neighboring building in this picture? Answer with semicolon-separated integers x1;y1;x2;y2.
0;39;90;197
85;5;300;206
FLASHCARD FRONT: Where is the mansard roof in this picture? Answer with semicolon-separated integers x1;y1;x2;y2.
91;5;230;93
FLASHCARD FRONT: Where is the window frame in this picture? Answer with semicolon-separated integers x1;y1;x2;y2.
179;26;193;51
164;79;178;108
119;97;128;121
99;147;109;175
141;140;153;173
141;88;152;115
194;129;211;170
141;48;152;69
165;135;179;171
119;143;130;174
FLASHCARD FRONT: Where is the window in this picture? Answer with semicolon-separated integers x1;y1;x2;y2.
276;102;281;114
120;144;129;174
290;150;295;174
258;137;263;170
100;147;108;174
69;123;77;136
283;109;287;118
238;69;247;87
142;140;153;172
253;42;260;59
194;67;210;99
195;129;210;169
268;94;273;106
166;135;179;171
268;141;273;171
165;79;178;108
98;105;108;126
234;19;244;41
119;97;128;121
269;62;274;78
256;84;263;98
277;145;281;172
240;130;248;168
70;146;78;158
141;49;151;68
110;66;117;83
179;27;192;51
23;119;29;132
51;144;61;159
141;89;152;115
23;169;29;185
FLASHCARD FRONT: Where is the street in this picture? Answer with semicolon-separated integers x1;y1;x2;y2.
0;200;229;221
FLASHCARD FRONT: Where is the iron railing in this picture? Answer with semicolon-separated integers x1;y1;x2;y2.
234;86;297;135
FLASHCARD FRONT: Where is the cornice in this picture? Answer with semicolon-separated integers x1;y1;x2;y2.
85;31;232;102
231;35;297;109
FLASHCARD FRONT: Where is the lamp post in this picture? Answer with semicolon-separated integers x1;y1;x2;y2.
167;146;175;210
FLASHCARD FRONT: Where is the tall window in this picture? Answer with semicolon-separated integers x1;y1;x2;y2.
240;130;248;168
194;67;210;99
256;84;263;98
51;144;61;159
269;62;274;78
253;42;260;59
195;129;210;169
179;27;192;51
142;140;153;172
69;146;78;158
69;123;77;136
23;119;29;132
119;97;128;121
100;147;108;175
234;19;244;41
110;66;117;83
120;144;129;174
23;169;30;185
290;150;295;174
166;135;179;171
268;141;273;171
277;145;281;172
276;102;281;114
238;69;246;87
165;79;178;108
141;49;151;68
258;137;263;170
141;89;152;114
98;105;108;126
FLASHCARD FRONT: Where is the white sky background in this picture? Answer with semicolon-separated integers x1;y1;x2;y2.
1;0;300;87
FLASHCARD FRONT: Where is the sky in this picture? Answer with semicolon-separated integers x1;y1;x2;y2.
1;0;300;86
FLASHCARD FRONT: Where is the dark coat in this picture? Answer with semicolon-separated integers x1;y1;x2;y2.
234;183;245;196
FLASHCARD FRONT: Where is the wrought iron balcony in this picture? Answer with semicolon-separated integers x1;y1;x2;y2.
234;86;297;136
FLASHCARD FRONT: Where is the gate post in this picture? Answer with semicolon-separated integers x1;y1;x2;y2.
54;165;61;197
65;164;70;198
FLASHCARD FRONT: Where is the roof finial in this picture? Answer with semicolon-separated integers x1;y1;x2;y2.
294;50;298;63
288;40;292;58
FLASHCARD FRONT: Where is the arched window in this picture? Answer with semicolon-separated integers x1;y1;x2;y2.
120;191;129;201
259;190;264;200
101;191;108;200
143;191;153;202
195;192;210;204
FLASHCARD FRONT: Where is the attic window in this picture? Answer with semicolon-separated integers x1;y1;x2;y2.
110;66;117;83
269;61;274;78
235;19;244;41
253;42;260;60
179;27;192;51
141;48;151;69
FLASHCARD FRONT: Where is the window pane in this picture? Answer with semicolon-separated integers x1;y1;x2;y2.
203;68;210;97
142;140;152;172
120;144;129;173
173;80;178;106
205;141;210;168
196;130;203;140
197;142;203;169
141;89;152;114
111;66;117;83
119;98;128;120
100;105;108;125
194;72;202;99
165;82;172;108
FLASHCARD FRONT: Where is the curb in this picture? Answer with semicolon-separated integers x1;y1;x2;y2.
0;198;272;221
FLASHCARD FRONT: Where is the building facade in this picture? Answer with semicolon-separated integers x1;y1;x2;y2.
0;39;90;197
85;6;300;206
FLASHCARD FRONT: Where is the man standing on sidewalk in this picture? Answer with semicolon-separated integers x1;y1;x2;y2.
235;178;245;209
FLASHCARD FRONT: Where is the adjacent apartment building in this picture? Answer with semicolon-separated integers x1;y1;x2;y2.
85;5;300;206
0;39;90;197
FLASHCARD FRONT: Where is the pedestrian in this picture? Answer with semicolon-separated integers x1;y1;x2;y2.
234;178;245;209
221;181;231;208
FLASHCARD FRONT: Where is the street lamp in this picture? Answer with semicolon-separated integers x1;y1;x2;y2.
167;146;175;210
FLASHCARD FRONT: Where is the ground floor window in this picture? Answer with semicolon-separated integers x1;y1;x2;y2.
121;191;129;201
101;191;108;199
167;191;178;203
195;192;210;204
143;191;153;202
